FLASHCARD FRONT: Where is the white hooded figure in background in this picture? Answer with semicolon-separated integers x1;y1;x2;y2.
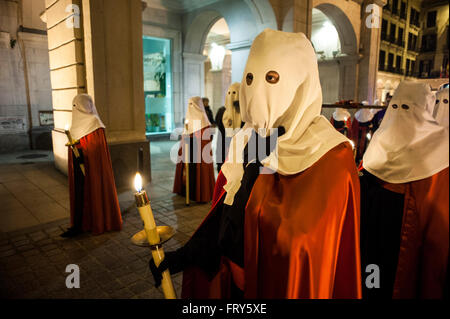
184;96;211;136
433;87;449;129
363;81;449;183
333;107;351;122
222;82;243;136
70;94;105;141
354;101;374;123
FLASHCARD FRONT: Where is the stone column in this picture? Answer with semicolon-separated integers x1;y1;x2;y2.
41;0;86;175
293;0;312;38
42;0;150;188
183;52;206;114
338;55;360;101
210;70;224;112
227;40;253;83
358;0;387;103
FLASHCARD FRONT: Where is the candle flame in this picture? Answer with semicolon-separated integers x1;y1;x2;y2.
65;124;70;131
366;133;372;140
134;173;143;192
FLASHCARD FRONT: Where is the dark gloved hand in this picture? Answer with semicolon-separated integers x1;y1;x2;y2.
149;256;170;288
149;250;185;288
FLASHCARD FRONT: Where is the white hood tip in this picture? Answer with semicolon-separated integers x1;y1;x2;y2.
70;94;105;141
184;96;211;135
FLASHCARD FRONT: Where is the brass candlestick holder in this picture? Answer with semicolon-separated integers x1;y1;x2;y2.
133;173;176;299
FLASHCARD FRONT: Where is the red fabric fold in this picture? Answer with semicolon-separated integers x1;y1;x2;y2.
68;128;122;235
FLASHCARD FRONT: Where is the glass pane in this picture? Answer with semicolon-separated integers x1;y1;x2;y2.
143;36;173;134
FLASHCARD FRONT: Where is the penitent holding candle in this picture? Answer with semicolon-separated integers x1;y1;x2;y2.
134;173;177;299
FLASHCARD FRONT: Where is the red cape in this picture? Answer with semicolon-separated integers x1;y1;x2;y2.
68;128;122;235
173;127;215;203
349;119;372;163
182;142;362;299
382;168;449;298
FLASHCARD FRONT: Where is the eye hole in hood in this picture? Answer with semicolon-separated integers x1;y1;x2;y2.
266;71;280;84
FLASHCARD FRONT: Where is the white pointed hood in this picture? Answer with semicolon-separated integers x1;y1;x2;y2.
354;109;374;123
221;29;349;205
433;87;449;129
222;82;242;136
363;81;449;183
70;94;105;141
184;96;211;135
333;108;351;121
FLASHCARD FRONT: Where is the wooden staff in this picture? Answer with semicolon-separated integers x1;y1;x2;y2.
184;122;190;206
65;129;85;176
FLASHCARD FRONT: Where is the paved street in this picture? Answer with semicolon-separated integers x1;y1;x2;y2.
0;141;212;299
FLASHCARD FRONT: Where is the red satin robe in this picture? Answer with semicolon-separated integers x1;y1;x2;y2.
68;128;122;235
383;168;448;298
173;127;215;203
182;142;362;299
349;119;373;163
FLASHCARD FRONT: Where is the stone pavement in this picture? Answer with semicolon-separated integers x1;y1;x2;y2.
0;141;213;299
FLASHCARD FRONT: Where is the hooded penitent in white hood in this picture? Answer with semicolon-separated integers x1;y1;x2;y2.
354;109;374;123
333;108;351;121
184;96;211;135
70;94;105;141
433;87;449;129
221;29;349;205
222;82;242;136
363;81;449;183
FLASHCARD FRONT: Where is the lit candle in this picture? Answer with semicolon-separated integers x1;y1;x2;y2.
184;121;190;206
366;132;372;140
134;173;177;299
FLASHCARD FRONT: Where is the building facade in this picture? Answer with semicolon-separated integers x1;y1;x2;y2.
1;0;394;182
376;0;448;102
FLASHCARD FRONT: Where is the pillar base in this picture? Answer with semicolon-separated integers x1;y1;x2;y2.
109;139;151;191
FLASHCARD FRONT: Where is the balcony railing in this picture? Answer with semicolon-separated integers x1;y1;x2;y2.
379;65;406;75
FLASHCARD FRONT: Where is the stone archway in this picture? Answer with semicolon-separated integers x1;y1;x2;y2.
312;2;359;102
182;0;277;106
314;3;358;56
184;10;223;55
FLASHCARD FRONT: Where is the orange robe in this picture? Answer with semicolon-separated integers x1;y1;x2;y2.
173;127;215;203
361;168;449;299
182;142;362;299
68;128;122;235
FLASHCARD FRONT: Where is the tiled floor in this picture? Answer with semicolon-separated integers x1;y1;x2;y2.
0;141;214;299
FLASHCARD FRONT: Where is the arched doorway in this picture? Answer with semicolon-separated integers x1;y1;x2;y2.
311;2;359;119
312;7;341;105
182;0;277;113
203;18;232;115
